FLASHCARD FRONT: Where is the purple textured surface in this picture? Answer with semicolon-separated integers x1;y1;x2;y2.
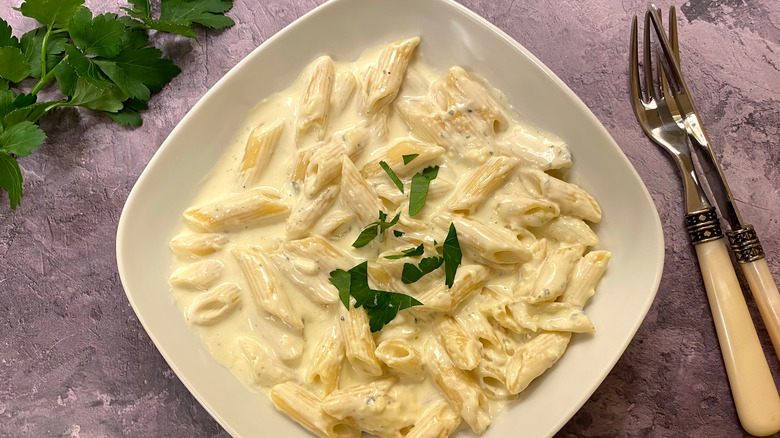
1;0;779;437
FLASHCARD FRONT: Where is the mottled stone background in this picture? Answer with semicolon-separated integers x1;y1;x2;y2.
1;0;779;437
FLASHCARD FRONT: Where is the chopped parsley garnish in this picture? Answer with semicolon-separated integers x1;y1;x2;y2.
379;160;404;193
402;256;444;284
402;153;419;165
442;223;462;287
329;262;422;332
384;243;424;259
352;211;400;248
408;165;439;216
393;230;404;237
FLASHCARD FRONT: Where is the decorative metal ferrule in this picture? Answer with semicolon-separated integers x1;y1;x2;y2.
727;225;765;263
684;207;724;245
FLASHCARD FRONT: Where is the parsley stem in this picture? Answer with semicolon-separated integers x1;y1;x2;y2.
40;26;51;79
30;55;68;96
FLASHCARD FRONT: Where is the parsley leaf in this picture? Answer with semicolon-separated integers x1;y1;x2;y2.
0;121;46;156
402;256;444;284
94;46;181;100
102;98;147;127
443;223;462;287
20;27;67;78
385;243;424;260
393;230;404;237
159;0;235;30
329;261;423;332
352;211;400;248
16;0;85;29
409;165;439;216
69;7;126;58
0;18;20;48
379;160;404;193
0;152;22;209
402;154;418;165
0;47;32;83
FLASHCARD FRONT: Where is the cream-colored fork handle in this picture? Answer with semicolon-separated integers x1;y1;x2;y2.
695;239;780;436
742;258;780;362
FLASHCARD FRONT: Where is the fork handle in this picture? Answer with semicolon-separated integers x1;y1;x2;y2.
727;226;780;362
688;211;780;436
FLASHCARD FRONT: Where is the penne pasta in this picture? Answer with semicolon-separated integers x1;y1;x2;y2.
507;299;594;333
315;209;355;239
170;233;227;257
238;336;297;387
418;264;491;312
304;127;367;197
338;304;383;377
183;188;289;232
532;215;599;247
187;282;241;325
271;237;353;304
435;214;532;265
306;325;345;396
298;56;335;142
528;244;584;303
423;339;490;434
321;378;396;421
404;400;461;438
497;195;560;229
331;71;357;114
340;156;383;224
375;339;423;380
448;156;518;214
505;332;571;394
364;37;420;115
434;315;481;371
168;259;223;289
235;120;284;190
287;185;340;238
495;125;572;170
360;139;445;179
523;170;602;223
232;247;304;329
270;382;360;438
560;250;611;308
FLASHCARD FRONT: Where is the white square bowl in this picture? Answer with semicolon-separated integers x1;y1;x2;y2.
116;0;664;436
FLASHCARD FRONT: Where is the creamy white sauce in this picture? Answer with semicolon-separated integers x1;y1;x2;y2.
168;38;602;437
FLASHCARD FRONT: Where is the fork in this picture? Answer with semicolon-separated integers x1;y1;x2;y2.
630;12;780;437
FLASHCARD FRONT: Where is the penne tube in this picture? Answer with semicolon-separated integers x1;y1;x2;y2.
306;325;345;396
331;71;357;113
340;156;383;224
187;282;241;325
321;378;396;421
439;66;508;134
292;148;312;186
238;336;297;387
423;339;490;434
448;156;518;214
170;233;227;257
338;304;383;377
168;259;223;289
314;209;355;239
298;56;335;141
435;214;532;265
505;332;571;394
418;264;491;312
532;215;599;247
232;248;303;329
507;299;594;333
235;120;284;190
395;97;443;145
478;286;528;334
434;315;481;371
287;185;340;238
305;127;366;197
474;358;512;400
270;382;360;438
495;125;572;170
360;139;445;179
184;188;289;232
497;195;560;229
364;37;420;115
528;244;584;303
271;237;353;304
560;250;611;308
375;339;423;380
404;400;461;438
456;303;501;348
523;170;602;223
250;314;304;361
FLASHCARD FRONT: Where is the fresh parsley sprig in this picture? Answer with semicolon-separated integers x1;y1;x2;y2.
379;160;403;193
329;262;423;332
408;165;438;215
352;210;400;248
0;0;234;209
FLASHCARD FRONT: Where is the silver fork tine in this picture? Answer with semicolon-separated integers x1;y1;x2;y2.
669;6;679;63
629;16;644;109
642;12;657;102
